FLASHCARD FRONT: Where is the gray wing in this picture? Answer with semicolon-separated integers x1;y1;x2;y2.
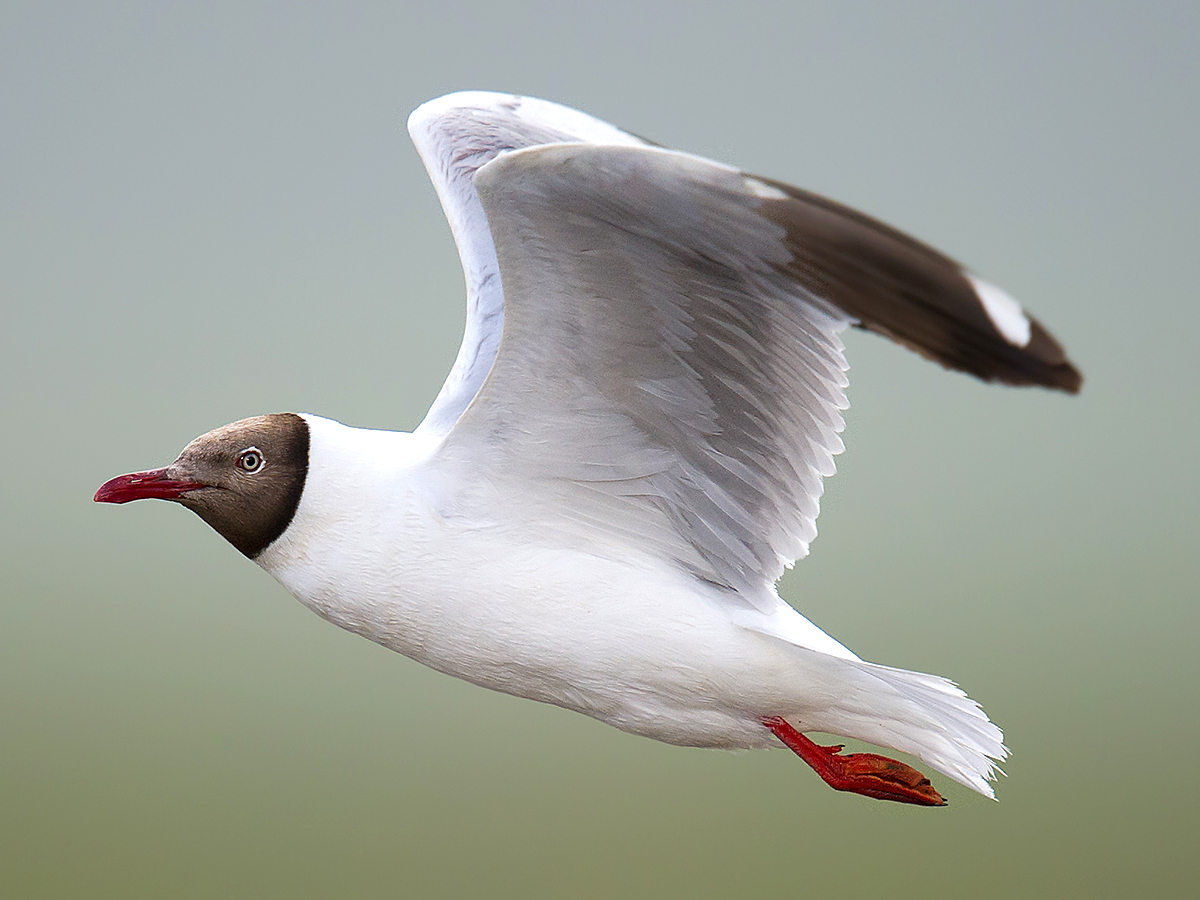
407;92;649;437
435;143;1079;596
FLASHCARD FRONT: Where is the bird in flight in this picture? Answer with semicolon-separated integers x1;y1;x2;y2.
97;92;1080;806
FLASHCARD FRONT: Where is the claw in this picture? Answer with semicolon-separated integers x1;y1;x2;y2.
763;715;946;807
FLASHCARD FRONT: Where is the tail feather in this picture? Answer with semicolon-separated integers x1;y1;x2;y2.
789;653;1008;798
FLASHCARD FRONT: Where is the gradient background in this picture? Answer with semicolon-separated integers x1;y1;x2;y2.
3;2;1197;896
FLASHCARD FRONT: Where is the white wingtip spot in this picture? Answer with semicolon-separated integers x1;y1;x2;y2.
967;275;1032;347
744;177;789;201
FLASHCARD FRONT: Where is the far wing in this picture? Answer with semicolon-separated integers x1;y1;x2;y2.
407;92;648;436
435;143;1079;596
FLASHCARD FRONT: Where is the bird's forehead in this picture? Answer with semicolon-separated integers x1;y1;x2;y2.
185;415;278;455
181;413;309;461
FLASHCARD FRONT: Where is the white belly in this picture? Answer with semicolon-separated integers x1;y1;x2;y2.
259;517;817;748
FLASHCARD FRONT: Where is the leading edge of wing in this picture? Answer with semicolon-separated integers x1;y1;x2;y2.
407;92;650;437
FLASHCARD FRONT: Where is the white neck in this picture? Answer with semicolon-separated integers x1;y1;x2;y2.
254;414;445;643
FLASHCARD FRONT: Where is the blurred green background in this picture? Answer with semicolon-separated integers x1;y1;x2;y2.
3;1;1197;896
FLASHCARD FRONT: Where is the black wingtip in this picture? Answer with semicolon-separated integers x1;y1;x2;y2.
1029;321;1083;394
752;175;1084;396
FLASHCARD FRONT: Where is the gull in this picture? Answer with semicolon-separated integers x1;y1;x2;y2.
96;91;1080;805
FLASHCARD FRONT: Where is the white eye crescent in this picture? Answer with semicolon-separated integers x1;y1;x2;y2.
237;447;264;473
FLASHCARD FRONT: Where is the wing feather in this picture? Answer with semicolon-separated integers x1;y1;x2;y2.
412;99;1079;595
407;92;648;436
440;145;855;593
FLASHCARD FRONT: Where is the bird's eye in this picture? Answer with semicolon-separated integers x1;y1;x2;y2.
237;448;264;473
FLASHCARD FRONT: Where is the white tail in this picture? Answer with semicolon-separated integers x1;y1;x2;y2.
785;650;1008;798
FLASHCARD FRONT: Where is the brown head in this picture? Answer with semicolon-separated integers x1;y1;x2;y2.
95;413;310;559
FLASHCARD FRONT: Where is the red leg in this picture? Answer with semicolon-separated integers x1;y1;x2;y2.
763;716;946;807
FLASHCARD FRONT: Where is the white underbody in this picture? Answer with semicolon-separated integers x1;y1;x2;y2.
257;415;1005;796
